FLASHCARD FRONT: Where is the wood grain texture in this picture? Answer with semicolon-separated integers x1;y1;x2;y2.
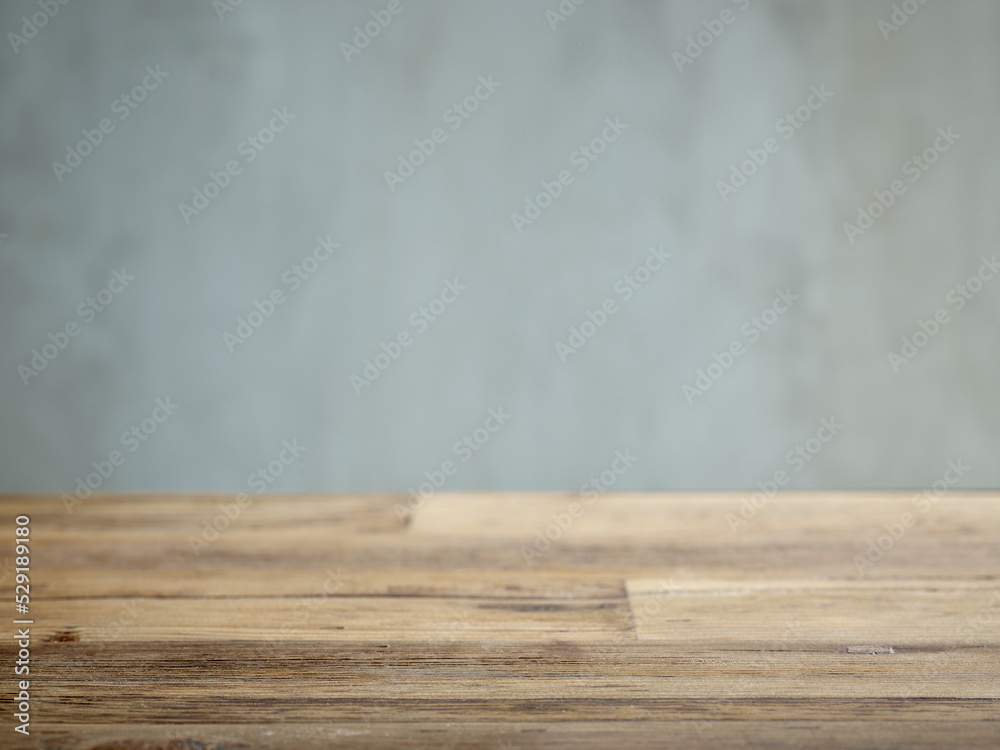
1;492;998;749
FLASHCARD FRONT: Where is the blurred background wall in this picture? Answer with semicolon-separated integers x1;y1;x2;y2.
1;0;997;493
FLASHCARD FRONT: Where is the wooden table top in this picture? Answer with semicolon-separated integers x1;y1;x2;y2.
2;492;998;748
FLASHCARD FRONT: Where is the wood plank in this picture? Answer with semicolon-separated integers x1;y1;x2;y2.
0;492;997;748
22;596;634;643
20;567;629;599
19;721;1000;750
408;492;1000;541
13;642;999;702
628;578;1000;646
5;492;999;576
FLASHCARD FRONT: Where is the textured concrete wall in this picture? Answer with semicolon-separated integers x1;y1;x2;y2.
1;0;997;493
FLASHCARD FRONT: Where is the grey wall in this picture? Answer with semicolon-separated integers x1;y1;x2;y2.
1;0;998;494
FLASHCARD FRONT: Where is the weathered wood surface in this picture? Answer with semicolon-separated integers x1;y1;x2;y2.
1;492;998;748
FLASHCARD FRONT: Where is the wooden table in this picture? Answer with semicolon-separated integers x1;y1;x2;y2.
2;492;998;748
